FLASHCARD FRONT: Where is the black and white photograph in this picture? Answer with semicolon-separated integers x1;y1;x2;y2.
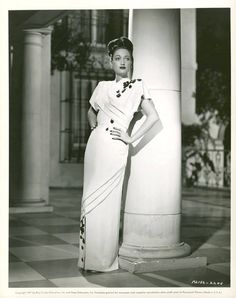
0;0;235;297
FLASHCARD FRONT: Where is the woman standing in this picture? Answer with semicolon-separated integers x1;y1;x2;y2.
78;37;160;272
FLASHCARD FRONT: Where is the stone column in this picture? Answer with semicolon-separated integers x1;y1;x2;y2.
180;9;198;125
40;28;53;205
91;10;98;44
122;10;129;36
119;9;195;270
10;28;53;212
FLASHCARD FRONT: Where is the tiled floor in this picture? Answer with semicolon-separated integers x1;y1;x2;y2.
9;187;230;288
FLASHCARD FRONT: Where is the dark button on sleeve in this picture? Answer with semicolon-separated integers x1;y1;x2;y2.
110;119;114;124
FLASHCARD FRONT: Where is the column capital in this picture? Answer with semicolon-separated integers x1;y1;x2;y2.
23;26;53;36
22;29;43;48
22;26;53;48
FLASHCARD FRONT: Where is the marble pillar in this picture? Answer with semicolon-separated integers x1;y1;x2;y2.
10;28;53;212
91;10;98;45
180;9;198;125
120;9;191;261
40;29;52;205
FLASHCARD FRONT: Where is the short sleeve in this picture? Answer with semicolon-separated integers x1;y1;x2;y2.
137;80;152;112
141;80;152;100
89;82;101;112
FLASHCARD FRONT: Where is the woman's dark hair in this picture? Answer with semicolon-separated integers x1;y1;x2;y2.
107;36;134;78
107;36;133;57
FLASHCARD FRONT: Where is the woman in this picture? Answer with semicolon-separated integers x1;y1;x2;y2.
78;37;160;272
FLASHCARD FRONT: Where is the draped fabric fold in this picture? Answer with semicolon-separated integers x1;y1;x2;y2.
81;166;126;217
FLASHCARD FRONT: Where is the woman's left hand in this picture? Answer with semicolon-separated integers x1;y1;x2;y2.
110;127;132;145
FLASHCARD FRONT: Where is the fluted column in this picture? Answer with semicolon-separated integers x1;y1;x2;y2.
120;9;191;262
10;28;53;212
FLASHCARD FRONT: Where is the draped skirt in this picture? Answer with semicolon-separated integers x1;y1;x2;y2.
78;117;128;272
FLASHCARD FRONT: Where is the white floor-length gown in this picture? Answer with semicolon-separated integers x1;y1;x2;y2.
78;78;152;272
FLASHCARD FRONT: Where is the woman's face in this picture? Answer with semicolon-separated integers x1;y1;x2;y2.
111;48;132;78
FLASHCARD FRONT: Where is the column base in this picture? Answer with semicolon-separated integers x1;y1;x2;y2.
10;205;53;214
119;242;191;259
118;255;207;273
10;200;53;214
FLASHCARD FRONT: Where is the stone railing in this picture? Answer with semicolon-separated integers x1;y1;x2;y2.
182;146;230;188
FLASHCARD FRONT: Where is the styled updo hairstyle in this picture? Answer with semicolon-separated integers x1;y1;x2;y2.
107;36;134;78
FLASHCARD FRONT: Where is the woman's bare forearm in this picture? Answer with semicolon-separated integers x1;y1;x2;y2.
130;113;159;143
88;107;97;129
110;99;160;145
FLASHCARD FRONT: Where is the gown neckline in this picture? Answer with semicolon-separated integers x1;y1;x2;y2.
114;77;130;84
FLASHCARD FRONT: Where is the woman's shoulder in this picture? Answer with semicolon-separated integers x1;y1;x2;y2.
127;78;144;91
98;79;115;83
128;78;143;84
96;80;114;87
131;78;149;90
129;78;144;88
